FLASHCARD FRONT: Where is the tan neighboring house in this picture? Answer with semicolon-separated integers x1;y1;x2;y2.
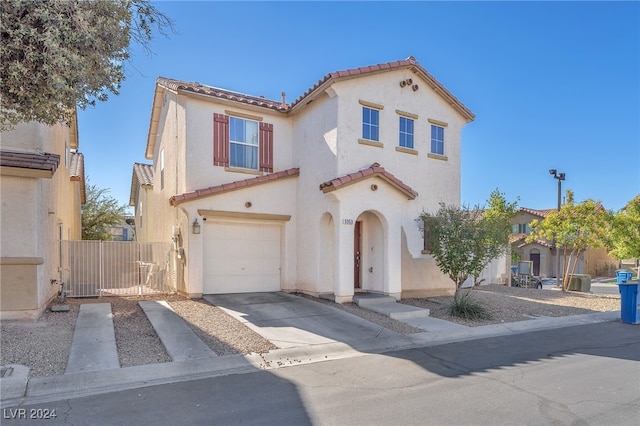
0;116;86;319
510;207;617;278
131;56;493;302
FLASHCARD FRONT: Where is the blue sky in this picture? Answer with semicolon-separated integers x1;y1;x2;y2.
77;1;639;213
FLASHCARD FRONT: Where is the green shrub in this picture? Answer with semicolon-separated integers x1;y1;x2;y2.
449;291;491;320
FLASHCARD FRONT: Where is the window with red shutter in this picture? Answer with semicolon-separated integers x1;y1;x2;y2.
259;122;273;172
213;113;274;172
213;113;229;167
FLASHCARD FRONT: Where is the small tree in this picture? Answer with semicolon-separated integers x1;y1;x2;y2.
527;190;611;291
418;189;518;299
609;195;640;261
82;183;129;240
1;0;173;130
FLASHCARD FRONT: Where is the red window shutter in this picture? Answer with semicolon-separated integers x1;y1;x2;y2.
213;113;229;167
259;122;273;172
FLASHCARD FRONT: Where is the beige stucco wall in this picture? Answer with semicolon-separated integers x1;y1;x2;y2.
0;120;82;319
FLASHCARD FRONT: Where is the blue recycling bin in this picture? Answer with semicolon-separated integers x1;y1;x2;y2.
616;270;633;284
618;281;639;324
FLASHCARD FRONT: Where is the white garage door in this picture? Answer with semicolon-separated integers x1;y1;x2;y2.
203;221;281;294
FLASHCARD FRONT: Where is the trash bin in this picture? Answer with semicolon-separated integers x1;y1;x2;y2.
618;281;639;325
616;270;634;284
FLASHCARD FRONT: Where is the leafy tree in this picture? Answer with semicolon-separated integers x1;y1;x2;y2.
1;0;173;130
418;189;518;298
527;190;611;291
82;182;129;240
610;195;640;260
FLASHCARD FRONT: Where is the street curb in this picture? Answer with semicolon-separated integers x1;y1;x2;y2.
0;310;622;408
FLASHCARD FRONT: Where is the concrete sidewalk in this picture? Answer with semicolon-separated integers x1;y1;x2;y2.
0;292;622;408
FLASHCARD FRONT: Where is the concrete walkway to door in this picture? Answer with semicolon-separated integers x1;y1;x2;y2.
203;292;400;349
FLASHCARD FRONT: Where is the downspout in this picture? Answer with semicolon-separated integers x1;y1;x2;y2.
174;90;184;293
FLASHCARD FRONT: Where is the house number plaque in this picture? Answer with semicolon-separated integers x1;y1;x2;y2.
342;219;354;225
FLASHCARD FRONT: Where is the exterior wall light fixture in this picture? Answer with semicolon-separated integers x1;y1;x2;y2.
192;218;201;234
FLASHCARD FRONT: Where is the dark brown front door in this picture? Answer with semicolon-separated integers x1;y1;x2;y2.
530;253;541;276
354;221;362;289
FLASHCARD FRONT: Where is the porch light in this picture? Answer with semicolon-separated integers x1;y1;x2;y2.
192;218;201;234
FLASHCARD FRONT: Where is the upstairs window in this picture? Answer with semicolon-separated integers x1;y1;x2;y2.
213;113;273;172
362;107;379;141
230;117;259;170
399;116;414;149
512;223;531;234
430;125;444;155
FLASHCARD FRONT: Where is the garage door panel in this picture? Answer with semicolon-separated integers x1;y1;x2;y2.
203;222;282;294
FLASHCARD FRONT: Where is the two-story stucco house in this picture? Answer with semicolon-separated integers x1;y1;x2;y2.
132;56;478;302
0;115;86;319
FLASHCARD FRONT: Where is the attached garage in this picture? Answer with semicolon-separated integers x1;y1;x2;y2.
203;221;282;294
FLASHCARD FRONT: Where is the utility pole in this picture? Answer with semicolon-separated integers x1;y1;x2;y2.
549;169;565;288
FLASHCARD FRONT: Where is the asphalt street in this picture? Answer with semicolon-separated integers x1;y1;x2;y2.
3;321;638;426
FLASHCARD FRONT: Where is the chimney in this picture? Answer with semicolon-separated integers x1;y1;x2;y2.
281;92;286;107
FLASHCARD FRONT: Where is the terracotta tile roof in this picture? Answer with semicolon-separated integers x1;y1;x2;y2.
509;233;527;244
154;56;474;122
169;168;300;206
291;56;475;122
0;150;60;175
69;152;86;204
133;163;154;186
517;239;555;249
156;77;289;112
519;207;556;217
129;163;154;206
319;163;418;200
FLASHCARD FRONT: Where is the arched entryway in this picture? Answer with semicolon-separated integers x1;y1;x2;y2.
354;211;385;293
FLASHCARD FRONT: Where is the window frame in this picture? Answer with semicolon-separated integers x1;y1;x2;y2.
229;116;260;170
430;124;445;156
362;106;380;142
398;116;414;149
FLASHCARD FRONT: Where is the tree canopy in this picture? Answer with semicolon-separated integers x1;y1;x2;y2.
0;0;173;130
527;190;611;291
419;189;518;296
609;195;640;260
82;182;129;240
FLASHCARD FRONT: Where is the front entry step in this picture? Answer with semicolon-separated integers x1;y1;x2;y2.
353;294;430;320
353;294;397;306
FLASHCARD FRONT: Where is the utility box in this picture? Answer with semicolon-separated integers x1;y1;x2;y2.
618;281;639;325
568;274;591;292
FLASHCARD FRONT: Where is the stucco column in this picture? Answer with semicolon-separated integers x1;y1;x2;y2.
333;211;355;303
384;217;402;300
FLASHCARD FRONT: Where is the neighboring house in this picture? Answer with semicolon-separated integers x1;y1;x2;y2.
0;115;86;319
132;56;481;302
510;207;617;278
108;215;136;241
129;162;154;242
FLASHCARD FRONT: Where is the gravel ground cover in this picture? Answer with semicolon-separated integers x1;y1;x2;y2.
0;285;621;378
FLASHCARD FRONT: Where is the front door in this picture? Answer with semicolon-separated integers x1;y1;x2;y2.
354;221;362;289
530;253;541;276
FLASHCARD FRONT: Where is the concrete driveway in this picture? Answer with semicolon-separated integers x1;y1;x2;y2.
204;292;398;349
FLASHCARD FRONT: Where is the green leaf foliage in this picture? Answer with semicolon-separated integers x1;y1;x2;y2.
610;195;640;260
0;0;173;130
527;190;612;290
82;182;129;240
418;189;518;295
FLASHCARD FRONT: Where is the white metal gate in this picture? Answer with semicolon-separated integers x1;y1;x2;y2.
61;241;175;297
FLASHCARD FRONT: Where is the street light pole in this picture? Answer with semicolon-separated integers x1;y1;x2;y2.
549;169;565;288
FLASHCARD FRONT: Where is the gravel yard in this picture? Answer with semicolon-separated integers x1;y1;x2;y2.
0;284;621;378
